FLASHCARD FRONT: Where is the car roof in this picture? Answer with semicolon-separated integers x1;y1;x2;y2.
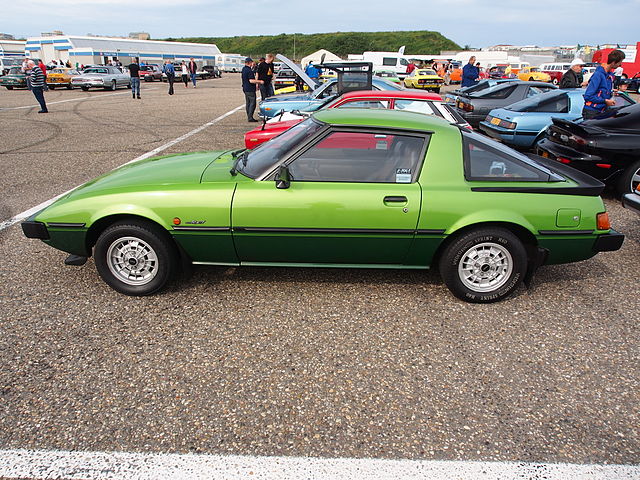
338;90;442;101
313;107;454;133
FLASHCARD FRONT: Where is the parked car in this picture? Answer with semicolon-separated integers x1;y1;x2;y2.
139;65;163;82
622;184;640;214
0;66;27;89
479;89;636;149
443;78;519;104
374;69;402;84
46;67;81;89
202;65;222;78
539;63;572;85
536;103;640;195
517;67;551;83
246;89;470;149
403;68;444;93
455;81;557;128
21;109;623;303
71;66;130;91
273;64;297;89
260;77;403;119
487;65;515;80
627;72;640;92
0;57;22;76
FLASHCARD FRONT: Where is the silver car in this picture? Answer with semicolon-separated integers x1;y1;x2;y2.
71;66;130;91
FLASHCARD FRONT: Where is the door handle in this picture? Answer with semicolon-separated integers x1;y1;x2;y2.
384;196;408;203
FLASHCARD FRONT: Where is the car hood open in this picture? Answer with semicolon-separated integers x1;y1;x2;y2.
276;54;319;90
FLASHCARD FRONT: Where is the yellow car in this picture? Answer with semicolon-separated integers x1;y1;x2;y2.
46;67;81;90
403;68;444;93
518;67;551;83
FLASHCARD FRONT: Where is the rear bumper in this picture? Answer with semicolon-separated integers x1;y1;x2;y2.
622;193;640;214
593;229;625;252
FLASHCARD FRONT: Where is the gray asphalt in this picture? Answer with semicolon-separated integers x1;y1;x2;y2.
0;77;638;465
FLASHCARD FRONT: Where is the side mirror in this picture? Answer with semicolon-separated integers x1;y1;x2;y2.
275;165;290;189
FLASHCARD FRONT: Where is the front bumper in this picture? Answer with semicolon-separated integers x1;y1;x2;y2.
593;229;625;252
622;193;640;214
22;221;49;240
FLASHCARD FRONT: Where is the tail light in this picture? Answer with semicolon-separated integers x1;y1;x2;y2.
458;102;474;112
557;157;571;164
596;212;610;231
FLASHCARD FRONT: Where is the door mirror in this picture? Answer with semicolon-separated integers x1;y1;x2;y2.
275;165;290;189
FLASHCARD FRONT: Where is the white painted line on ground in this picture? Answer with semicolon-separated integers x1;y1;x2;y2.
0;104;244;233
0;88;158;111
0;449;638;480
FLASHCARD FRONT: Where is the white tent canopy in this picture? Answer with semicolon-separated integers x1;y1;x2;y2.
300;49;341;68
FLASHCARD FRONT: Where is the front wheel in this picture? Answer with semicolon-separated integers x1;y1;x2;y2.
5;86;13;90
529;77;535;81
94;220;178;296
49;85;56;90
439;227;527;303
81;86;89;91
552;78;559;85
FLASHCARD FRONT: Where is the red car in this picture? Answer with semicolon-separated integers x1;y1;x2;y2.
139;65;163;82
244;90;470;149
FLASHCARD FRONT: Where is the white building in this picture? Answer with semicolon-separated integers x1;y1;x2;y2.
0;39;26;58
24;35;220;67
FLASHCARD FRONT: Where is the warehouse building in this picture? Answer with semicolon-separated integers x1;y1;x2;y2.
25;35;220;67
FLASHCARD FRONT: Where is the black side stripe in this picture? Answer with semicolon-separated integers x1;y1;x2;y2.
538;229;594;235
172;226;447;235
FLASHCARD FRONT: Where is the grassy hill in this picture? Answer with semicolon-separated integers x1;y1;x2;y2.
164;31;460;60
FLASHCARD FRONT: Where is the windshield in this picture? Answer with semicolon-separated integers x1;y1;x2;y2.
8;67;22;75
239;118;325;178
373;78;404;90
421;69;437;75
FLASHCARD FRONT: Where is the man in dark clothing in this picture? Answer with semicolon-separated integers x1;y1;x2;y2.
128;57;141;99
242;57;263;122
188;58;198;88
461;56;479;88
162;60;176;95
256;53;275;99
582;49;625;120
26;60;47;113
559;58;585;89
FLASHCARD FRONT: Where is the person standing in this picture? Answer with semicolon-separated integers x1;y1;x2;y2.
242;57;263;122
188;58;198;88
406;60;416;75
128;57;141;99
256;53;275;99
461;56;479;87
305;61;320;83
613;65;624;88
559;58;586;89
162;60;176;95
26;60;48;113
582;49;625;120
181;61;189;87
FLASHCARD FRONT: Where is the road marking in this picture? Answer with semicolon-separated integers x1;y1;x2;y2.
0;449;638;480
0;104;243;232
0;88;158;111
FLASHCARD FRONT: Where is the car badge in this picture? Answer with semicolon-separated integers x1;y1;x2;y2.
185;220;206;225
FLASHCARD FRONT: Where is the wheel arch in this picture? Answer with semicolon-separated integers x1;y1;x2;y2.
432;221;538;268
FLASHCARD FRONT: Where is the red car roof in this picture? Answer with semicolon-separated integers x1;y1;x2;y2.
335;90;442;101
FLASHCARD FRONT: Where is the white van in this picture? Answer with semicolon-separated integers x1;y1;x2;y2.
215;54;245;73
360;52;410;78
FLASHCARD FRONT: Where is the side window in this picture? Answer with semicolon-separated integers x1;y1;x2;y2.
400;58;408;66
382;57;397;66
530;94;569;113
394;99;435;115
482;85;516;99
338;100;389;109
288;131;428;183
526;86;544;98
463;135;549;181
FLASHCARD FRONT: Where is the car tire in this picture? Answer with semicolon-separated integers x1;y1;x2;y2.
5;86;13;90
552;78;559;85
81;86;89;91
66;84;72;89
111;80;117;91
94;220;178;296
439;227;527;303
49;85;55;90
433;88;440;94
616;159;640;196
529;77;535;81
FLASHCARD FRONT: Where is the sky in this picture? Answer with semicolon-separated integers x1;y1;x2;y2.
4;0;639;49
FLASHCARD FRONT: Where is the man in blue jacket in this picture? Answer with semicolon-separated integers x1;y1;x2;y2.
461;56;479;88
162;60;176;95
582;49;625;120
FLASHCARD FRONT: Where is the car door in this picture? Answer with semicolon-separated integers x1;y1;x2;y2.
231;128;429;266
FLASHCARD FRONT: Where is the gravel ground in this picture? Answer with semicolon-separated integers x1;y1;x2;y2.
0;77;638;465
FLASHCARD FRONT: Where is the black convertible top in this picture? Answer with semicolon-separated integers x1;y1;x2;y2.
583;103;640;132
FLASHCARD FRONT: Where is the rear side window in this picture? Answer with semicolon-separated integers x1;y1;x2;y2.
481;85;516;99
338;100;389;109
530;93;569;113
394;99;436;115
463;133;555;182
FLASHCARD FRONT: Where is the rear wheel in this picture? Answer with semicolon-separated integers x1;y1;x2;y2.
552;78;559;85
94;220;177;296
5;86;13;90
439;227;527;303
110;80;117;91
49;85;56;90
529;77;535;81
616;159;640;196
81;86;89;91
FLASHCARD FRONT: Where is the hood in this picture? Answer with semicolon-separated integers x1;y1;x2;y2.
261;91;312;102
66;151;231;199
276;54;318;90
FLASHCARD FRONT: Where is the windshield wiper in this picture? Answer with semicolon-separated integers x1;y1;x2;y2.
229;149;247;176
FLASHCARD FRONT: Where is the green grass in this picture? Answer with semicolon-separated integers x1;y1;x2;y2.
163;31;460;60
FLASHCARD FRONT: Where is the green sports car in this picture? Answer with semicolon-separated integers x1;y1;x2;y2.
22;109;624;303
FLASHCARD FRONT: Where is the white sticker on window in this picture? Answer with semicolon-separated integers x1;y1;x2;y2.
396;168;412;183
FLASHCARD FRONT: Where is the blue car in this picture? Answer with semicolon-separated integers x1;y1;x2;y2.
443;78;518;104
259;78;404;118
479;88;636;150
